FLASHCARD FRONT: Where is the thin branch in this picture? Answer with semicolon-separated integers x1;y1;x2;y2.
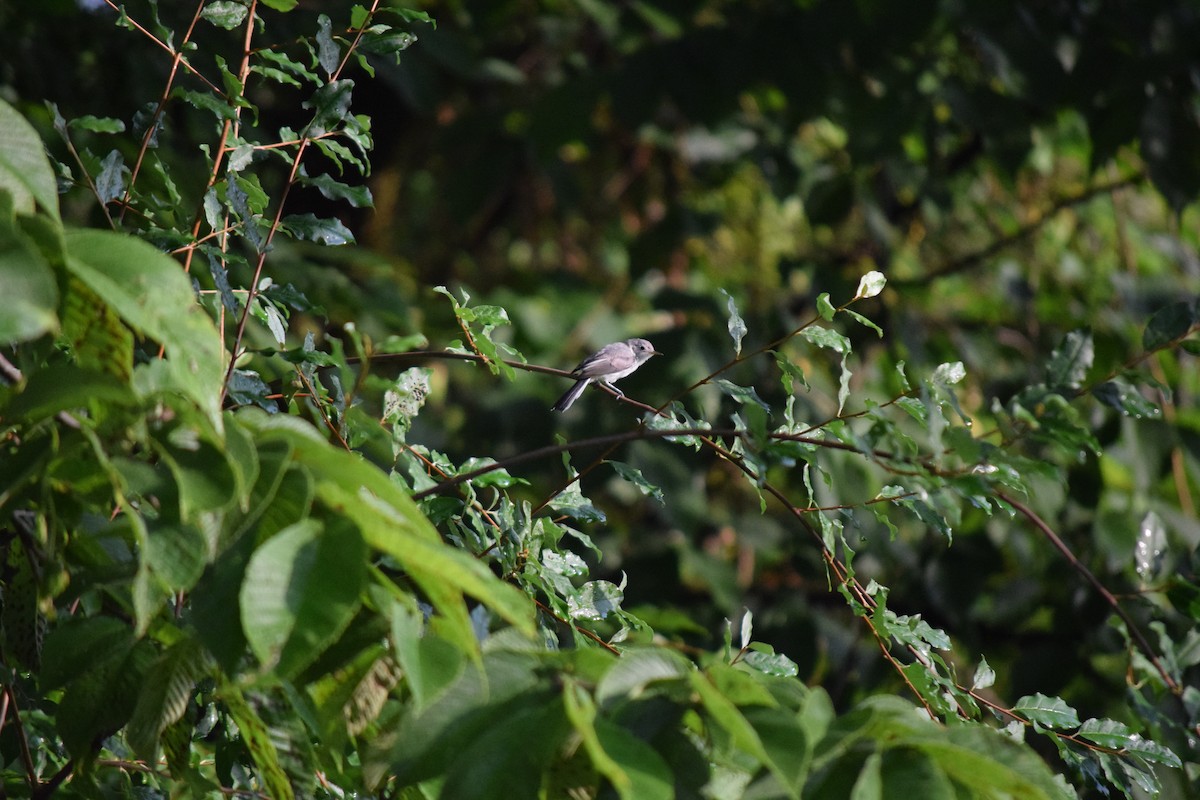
997;492;1179;694
219;0;384;405
0;662;42;793
99;0;223;95
117;0;209;225
893;172;1145;287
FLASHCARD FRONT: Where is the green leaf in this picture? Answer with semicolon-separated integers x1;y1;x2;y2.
0;204;59;343
816;292;836;321
144;523;208;591
391;603;465;710
563;681;674;800
299;171;374;207
259;0;298;10
1045;329;1093;391
850;750;882;800
0;97;60;219
63;229;224;426
40;616;134;689
932;361;965;385
57;637;157;759
240;518;367;677
715;379;770;410
845;308;882;337
127;635;207;759
1122;735;1181;768
240;411;535;649
217;679;295;800
281;212;355;244
96;149;127;205
568;580;624;621
200;0;248;29
156;427;239;516
305;79;355;136
68;115;126;134
173;88;238;121
1077;718;1133;749
1012;693;1080;729
720;289;748;356
607;460;665;503
742;645;800;678
255;48;319;85
315;14;340;77
801;325;850;355
358;30;420;59
1093;378;1160;419
1142;299;1197;351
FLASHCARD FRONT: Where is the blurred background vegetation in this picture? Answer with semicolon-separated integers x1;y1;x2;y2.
3;0;1198;792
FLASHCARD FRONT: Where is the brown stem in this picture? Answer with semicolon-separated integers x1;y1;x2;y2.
997;492;1179;694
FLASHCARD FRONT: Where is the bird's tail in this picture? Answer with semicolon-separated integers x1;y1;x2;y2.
551;378;589;412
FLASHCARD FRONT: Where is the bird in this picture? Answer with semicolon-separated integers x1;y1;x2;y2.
551;338;661;412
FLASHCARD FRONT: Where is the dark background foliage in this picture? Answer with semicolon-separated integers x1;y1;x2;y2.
1;0;1198;797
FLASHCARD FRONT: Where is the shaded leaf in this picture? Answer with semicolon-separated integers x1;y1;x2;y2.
1142;299;1197;351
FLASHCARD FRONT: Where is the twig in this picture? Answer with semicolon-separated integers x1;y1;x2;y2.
997;492;1179;693
893;173;1145;287
219;0;385;405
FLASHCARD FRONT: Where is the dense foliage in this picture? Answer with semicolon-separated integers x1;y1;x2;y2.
1;1;1198;798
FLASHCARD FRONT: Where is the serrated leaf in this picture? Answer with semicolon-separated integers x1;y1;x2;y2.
281;212;354;245
241;518;367;677
1012;693;1080;729
304;79;355;136
300;171;374;207
128;636;207;759
64;229;223;425
173;88;238;121
1123;735;1181;767
359;30;419;59
1077;718;1133;749
568;580;624;620
68;115;126;134
200;0;248;29
255;48;319;84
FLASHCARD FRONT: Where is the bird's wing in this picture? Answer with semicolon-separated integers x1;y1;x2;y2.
574;344;630;378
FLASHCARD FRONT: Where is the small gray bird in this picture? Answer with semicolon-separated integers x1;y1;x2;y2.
551;338;661;412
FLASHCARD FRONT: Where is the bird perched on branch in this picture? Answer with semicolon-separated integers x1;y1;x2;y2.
551;338;660;412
